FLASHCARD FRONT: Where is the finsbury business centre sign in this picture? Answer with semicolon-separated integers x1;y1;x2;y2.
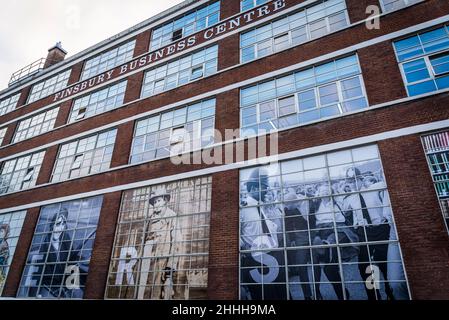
52;0;287;102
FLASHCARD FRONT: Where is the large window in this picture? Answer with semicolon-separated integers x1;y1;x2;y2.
240;54;368;137
422;130;449;232
0;93;20;117
0;210;26;295
0;150;45;195
241;0;270;12
240;0;349;63
51;129;117;182
0;127;7;146
393;25;449;96
150;2;220;51
68;81;127;123
17;196;103;299
141;46;218;98
81;41;136;81
239;145;409;300
130;99;215;164
380;0;422;12
28;70;71;104
13;107;59;143
105;176;212;299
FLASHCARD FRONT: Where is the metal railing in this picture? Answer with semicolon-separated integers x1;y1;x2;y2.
8;58;46;86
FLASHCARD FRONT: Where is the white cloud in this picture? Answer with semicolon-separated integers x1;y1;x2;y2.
0;0;184;90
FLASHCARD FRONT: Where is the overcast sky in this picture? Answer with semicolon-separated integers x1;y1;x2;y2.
0;0;185;89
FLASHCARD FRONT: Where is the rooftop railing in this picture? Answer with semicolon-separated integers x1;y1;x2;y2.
8;58;46;86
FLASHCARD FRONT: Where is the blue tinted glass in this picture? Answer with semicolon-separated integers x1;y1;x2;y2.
241;29;257;46
241;86;258;106
343;98;367;112
276;75;295;96
436;74;449;90
394;36;423;62
242;47;256;62
403;59;431;83
336;55;359;78
320;105;341;118
431;53;449;75
408;80;437;96
208;12;220;26
258;80;277;102
299;109;320;123
316;61;337;84
420;27;449;54
295;68;316;90
242;0;253;11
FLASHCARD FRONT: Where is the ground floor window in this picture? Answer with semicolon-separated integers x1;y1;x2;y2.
239;144;409;300
0;210;26;295
422;130;449;232
17;196;103;299
105;176;212;300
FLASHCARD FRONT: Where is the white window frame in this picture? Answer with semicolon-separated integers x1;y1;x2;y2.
81;40;136;81
379;0;424;14
150;2;220;51
129;101;216;164
68;80;127;124
51;129;117;183
141;46;218;99
0;93;20;117
0;151;45;195
12;107;60;143
396;49;449;96
0;127;7;146
240;1;350;63
239;55;369;137
27;70;71;104
240;0;269;12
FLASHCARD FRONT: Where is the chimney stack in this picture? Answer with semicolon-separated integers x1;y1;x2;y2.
44;42;67;69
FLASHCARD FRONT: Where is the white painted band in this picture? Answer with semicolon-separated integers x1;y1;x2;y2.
0;117;446;214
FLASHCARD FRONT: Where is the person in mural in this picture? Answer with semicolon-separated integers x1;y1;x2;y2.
283;192;313;300
0;224;10;285
137;187;184;300
311;182;359;300
34;208;91;298
240;168;286;300
341;167;405;300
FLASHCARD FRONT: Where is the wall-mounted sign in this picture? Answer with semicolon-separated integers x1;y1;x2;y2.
52;0;288;103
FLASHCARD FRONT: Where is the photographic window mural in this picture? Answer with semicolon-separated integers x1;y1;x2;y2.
239;145;410;300
105;176;212;300
0;211;26;295
422;130;449;231
17;196;103;299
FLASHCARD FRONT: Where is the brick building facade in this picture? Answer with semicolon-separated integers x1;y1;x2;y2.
0;0;448;300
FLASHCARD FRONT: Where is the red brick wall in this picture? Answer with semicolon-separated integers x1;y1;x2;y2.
0;0;446;161
208;170;240;299
84;191;122;299
379;135;449;299
346;0;381;23
1;0;449;300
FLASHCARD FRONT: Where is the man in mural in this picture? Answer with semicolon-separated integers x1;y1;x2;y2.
283;192;313;300
240;168;286;300
341;167;395;300
310;182;359;300
0;224;10;286
137;187;184;300
34;208;90;298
